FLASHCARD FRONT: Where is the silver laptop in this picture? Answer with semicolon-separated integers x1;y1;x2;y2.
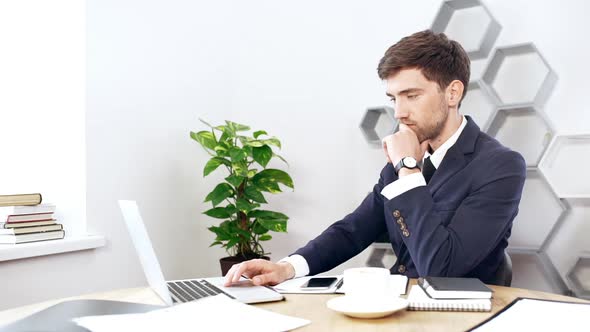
118;200;284;305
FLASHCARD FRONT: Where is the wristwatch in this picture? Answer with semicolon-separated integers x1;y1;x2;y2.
394;156;419;174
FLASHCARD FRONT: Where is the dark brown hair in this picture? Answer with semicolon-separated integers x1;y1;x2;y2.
377;30;470;105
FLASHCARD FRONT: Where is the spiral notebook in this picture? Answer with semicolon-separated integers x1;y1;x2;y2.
407;285;492;312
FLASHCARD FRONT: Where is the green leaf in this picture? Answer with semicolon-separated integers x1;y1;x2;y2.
241;138;265;147
225;239;238;249
203;157;229;176
252;222;268;234
203;207;231;219
259;234;272;241
232;161;249;177
209;241;222;247
253;130;268;139
247;169;258;178
228;223;251;238
225;204;238;215
262;137;281;149
250;210;289;232
204;183;234;207
226;120;250;132
252;145;272;168
190;131;217;150
257;218;287;232
249;210;289;221
229;146;247;163
256;181;282;193
214;141;230;157
219;130;231;142
243;145;253;157
244;186;267;203
236;198;260;213
251;169;294;192
225;174;245;188
208;225;231;241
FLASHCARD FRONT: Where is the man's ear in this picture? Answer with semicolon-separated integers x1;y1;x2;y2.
446;80;464;108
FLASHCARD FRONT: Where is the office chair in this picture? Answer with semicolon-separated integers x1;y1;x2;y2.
489;250;513;287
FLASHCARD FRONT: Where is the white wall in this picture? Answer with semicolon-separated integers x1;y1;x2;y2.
0;1;86;235
1;0;590;310
85;0;443;288
0;0;91;310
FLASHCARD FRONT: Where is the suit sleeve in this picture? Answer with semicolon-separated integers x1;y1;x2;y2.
385;149;526;277
292;166;391;275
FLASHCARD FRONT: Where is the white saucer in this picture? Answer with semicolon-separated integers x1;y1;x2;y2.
326;296;408;319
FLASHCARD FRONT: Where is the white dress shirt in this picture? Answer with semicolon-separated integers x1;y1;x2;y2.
280;116;468;278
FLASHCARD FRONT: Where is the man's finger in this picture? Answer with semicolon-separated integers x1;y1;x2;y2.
232;262;248;283
398;123;411;132
252;271;277;286
224;264;240;286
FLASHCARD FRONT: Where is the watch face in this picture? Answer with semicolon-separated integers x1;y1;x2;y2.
403;157;417;168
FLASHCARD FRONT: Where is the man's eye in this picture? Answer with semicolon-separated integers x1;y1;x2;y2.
408;95;418;100
390;98;396;103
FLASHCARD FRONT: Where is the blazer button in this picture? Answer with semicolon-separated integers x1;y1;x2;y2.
398;265;406;273
393;210;401;218
400;223;407;231
402;229;410;237
396;217;404;225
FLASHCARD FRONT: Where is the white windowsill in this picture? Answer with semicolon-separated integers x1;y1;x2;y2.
0;235;106;262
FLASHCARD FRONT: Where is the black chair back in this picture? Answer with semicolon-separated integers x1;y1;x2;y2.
489;251;512;286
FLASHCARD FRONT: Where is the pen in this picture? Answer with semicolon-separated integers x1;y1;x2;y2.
335;278;344;291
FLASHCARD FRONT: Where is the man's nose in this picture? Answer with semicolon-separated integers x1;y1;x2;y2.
394;105;408;120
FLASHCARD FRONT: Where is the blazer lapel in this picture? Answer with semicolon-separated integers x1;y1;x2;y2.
428;117;479;194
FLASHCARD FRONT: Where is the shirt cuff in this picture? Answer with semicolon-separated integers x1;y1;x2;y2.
278;254;310;278
380;171;426;200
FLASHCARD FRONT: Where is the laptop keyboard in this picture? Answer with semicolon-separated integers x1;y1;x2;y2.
167;280;235;303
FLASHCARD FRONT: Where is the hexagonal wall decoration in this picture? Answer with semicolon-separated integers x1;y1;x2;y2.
539;134;590;198
567;253;590;299
431;0;501;60
461;80;499;131
508;170;565;251
487;106;554;167
360;106;397;146
509;249;569;294
482;43;557;107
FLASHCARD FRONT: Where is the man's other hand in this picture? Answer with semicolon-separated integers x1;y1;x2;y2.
223;259;295;287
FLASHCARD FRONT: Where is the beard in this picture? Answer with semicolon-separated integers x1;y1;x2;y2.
414;95;449;143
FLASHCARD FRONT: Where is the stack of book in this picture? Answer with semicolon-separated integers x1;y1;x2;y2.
407;277;493;312
0;193;65;244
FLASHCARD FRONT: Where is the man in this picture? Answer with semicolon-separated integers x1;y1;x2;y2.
224;30;526;287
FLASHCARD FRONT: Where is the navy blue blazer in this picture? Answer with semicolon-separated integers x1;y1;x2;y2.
294;117;526;283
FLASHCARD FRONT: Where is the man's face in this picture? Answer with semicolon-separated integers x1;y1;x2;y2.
385;68;449;143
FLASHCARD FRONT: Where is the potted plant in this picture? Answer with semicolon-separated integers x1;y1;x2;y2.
190;120;294;275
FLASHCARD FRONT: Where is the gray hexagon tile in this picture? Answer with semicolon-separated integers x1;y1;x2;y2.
487;105;554;167
508;170;565;251
482;43;557;107
545;198;590;294
360;106;397;145
461;80;499;131
540;135;590;198
509;249;569;295
431;0;501;60
567;253;590;299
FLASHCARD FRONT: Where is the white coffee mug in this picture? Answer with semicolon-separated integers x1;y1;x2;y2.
343;267;391;300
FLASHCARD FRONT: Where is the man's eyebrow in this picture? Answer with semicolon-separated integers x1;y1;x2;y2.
386;88;424;97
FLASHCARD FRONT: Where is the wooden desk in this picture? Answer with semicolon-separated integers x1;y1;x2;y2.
1;281;587;331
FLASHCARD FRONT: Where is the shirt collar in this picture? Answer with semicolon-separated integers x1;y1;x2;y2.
424;116;467;169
